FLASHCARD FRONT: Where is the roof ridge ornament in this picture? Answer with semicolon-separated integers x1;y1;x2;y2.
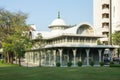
58;11;60;19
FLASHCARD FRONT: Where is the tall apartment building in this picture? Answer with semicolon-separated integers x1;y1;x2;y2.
94;0;120;45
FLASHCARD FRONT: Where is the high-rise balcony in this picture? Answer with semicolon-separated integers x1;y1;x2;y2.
100;37;108;42
102;18;109;23
102;0;110;4
102;27;109;32
102;9;109;14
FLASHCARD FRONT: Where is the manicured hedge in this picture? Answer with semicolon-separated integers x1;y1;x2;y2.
56;62;61;67
67;62;72;67
99;62;104;67
90;61;94;66
77;61;82;67
110;64;120;67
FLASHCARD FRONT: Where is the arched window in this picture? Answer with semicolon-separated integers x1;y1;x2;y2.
77;24;94;36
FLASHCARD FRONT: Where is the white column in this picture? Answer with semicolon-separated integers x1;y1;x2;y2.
39;51;42;66
45;53;47;65
98;49;102;62
28;52;30;62
73;49;77;66
85;49;90;66
48;50;51;66
41;51;43;65
53;50;56;66
65;37;67;43
110;49;113;61
49;53;51;65
27;52;29;67
72;37;74;43
79;53;82;61
32;52;34;63
59;49;63;66
67;50;69;62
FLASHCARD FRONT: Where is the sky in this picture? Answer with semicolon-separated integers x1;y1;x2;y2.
0;0;93;31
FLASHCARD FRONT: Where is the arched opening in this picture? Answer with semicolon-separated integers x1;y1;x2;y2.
77;24;94;36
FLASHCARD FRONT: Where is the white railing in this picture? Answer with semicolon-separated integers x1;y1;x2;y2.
102;27;109;32
102;0;110;4
102;8;109;14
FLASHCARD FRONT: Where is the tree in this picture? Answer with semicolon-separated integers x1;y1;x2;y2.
112;31;120;58
13;37;32;66
112;31;120;45
97;39;102;45
36;33;44;67
0;8;31;64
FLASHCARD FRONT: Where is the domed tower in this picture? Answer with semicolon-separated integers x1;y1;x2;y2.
48;12;68;32
29;24;36;31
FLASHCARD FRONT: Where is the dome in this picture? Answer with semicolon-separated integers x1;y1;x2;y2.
49;18;67;27
49;12;67;28
29;24;36;31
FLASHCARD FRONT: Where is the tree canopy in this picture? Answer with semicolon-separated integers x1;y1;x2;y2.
112;31;120;46
0;8;32;65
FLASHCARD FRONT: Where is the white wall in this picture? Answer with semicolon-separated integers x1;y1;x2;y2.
112;0;120;32
93;0;102;35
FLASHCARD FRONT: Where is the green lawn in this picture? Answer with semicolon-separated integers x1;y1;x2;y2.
0;63;120;80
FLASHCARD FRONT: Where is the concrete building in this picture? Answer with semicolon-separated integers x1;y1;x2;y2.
25;13;115;67
94;0;120;45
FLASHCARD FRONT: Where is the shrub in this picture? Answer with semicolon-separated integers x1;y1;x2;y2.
99;62;104;67
110;61;114;65
90;61;94;66
110;64;120;67
109;61;114;67
67;62;72;67
56;62;61;67
0;59;4;64
77;61;82;67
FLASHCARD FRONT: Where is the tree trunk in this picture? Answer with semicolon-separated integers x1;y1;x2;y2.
39;51;41;67
3;53;7;63
18;56;21;66
15;57;17;64
7;52;10;63
9;52;14;64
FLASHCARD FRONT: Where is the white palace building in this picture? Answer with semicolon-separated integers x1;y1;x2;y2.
25;13;116;67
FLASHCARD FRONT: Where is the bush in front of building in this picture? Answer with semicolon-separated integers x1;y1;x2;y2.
109;61;120;67
67;62;72;67
109;61;114;67
99;62;104;67
90;61;94;66
0;59;4;64
77;61;82;67
110;64;120;67
56;62;61;67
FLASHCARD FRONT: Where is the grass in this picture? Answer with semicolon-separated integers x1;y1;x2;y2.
0;63;120;80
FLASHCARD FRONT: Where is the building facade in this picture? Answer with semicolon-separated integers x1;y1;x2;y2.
25;13;115;67
94;0;120;45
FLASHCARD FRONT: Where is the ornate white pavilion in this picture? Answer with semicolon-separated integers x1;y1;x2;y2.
25;13;116;66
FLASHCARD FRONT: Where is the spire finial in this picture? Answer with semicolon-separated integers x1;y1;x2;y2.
58;11;60;19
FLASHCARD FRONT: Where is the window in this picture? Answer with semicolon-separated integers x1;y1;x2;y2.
102;4;109;9
102;32;109;37
102;23;109;28
102;13;109;18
